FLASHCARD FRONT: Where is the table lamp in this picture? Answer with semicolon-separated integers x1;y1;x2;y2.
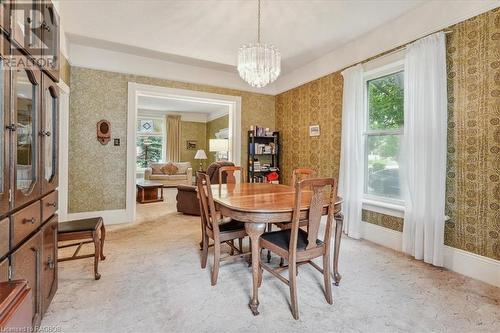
194;149;208;171
209;139;229;161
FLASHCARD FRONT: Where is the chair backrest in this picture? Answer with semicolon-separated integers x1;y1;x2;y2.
197;173;220;235
218;166;244;185
291;168;315;186
290;177;337;252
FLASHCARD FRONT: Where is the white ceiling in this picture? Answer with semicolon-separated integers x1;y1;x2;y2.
61;0;425;75
138;95;229;114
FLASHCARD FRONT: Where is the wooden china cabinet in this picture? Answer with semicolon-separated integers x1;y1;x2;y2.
0;0;60;329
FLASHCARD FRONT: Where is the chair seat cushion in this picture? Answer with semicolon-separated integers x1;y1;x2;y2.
59;217;103;234
261;228;322;251
219;220;245;232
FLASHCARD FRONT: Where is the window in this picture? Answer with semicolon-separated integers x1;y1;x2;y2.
364;69;404;203
136;117;165;169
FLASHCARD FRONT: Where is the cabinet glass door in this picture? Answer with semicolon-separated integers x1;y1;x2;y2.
0;53;7;214
42;76;57;192
15;66;40;206
12;0;40;53
42;2;59;80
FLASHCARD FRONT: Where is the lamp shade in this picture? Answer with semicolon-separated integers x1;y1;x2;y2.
209;139;229;152
194;149;207;160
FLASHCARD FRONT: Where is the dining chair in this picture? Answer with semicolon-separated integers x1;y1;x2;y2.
197;173;249;286
218;165;245;185
258;177;337;320
272;168;316;265
291;168;315;186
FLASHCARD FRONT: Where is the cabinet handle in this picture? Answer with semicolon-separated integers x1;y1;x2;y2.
47;256;55;270
5;124;16;131
23;217;36;224
41;21;50;31
47;202;57;207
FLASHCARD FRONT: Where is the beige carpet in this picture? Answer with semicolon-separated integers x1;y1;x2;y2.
43;189;500;332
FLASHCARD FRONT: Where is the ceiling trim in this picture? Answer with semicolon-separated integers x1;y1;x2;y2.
68;42;278;95
207;110;229;122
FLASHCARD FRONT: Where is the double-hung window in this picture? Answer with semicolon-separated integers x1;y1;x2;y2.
364;63;404;205
136;117;165;169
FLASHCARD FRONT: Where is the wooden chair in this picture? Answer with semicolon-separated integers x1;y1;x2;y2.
276;168;316;230
291;168;315;186
197;173;249;286
272;168;316;265
218;166;244;185
218;165;245;252
259;177;337;320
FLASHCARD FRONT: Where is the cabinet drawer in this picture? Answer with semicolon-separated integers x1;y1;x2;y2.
12;202;41;248
0;218;8;259
41;192;57;222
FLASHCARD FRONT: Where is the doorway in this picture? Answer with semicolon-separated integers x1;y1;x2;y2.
127;84;242;224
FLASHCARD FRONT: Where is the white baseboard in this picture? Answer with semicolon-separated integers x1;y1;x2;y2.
360;221;500;287
360;221;403;252
443;245;500;288
64;209;133;225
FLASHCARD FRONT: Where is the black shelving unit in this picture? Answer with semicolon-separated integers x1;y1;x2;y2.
247;131;280;183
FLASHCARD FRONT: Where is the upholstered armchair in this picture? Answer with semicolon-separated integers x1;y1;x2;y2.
176;161;235;215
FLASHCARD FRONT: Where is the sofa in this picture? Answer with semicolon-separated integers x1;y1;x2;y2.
144;162;192;187
176;161;235;215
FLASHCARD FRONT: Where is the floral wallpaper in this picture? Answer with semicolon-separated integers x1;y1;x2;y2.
444;8;500;260
180;121;207;171
276;73;343;184
276;9;499;260
69;67;275;213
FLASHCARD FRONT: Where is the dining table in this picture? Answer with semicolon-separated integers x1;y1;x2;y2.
211;182;343;316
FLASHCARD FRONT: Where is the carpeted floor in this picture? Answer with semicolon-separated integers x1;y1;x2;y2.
42;189;500;332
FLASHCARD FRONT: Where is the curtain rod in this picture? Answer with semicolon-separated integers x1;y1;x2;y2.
341;29;453;72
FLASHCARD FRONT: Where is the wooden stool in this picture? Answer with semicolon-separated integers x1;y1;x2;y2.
57;217;106;280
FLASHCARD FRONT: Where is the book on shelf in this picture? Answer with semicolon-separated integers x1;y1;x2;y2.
250;126;274;137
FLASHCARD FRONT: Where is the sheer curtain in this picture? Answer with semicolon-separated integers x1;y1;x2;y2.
339;64;364;239
166;115;181;162
402;32;447;266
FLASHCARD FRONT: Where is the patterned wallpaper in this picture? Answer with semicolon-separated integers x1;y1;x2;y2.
206;115;229;165
275;9;499;260
276;73;343;184
444;9;500;260
180;121;207;171
69;67;275;213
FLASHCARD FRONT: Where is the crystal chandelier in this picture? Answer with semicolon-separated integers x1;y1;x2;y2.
237;0;281;88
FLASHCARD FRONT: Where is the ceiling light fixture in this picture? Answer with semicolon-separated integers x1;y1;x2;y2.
237;0;281;88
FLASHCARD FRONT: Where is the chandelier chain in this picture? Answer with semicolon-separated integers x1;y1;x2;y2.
257;0;261;43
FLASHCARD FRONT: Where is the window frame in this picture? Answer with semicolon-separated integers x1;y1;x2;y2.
362;60;405;207
136;115;166;171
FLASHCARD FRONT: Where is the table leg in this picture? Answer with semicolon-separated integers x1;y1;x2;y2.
245;222;266;316
333;213;344;286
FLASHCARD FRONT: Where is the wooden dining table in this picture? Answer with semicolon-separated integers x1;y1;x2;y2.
212;182;343;316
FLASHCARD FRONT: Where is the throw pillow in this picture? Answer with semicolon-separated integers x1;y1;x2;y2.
151;164;163;174
161;163;178;175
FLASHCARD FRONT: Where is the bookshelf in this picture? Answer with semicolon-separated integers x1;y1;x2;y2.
247;130;280;183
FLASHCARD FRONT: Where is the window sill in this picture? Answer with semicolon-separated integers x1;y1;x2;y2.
362;199;405;218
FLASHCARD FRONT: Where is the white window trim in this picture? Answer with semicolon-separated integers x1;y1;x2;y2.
362;59;406;214
136;115;166;168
